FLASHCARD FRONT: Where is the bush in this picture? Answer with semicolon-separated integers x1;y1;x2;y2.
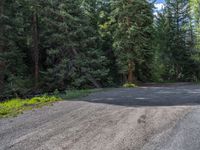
123;83;137;88
0;96;60;118
0;89;100;118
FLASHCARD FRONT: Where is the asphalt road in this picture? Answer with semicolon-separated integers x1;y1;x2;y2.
1;83;200;150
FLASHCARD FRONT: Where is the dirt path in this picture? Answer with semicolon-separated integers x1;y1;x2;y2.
1;84;200;150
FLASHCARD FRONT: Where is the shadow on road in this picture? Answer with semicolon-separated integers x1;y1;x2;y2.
79;83;200;107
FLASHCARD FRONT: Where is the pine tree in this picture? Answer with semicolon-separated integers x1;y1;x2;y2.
0;0;5;91
43;0;109;90
189;0;200;80
82;0;119;85
165;0;196;80
154;0;198;81
152;11;170;81
0;0;30;97
111;0;154;83
190;0;200;50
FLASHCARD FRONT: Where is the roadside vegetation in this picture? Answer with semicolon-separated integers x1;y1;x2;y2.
0;89;100;118
0;96;60;118
1;1;200;104
123;83;137;88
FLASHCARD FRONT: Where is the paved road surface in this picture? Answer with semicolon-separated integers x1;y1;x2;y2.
1;83;200;150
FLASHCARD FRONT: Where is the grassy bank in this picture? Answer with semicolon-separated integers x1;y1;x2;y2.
57;89;102;99
0;89;101;118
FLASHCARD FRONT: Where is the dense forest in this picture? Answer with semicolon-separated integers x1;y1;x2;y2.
0;0;200;99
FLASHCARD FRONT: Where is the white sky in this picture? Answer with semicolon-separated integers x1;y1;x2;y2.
155;3;165;11
154;3;165;16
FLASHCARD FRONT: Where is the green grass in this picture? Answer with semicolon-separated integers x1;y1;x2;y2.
0;89;101;118
58;89;102;100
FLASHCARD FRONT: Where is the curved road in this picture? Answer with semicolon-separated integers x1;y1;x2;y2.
1;83;200;150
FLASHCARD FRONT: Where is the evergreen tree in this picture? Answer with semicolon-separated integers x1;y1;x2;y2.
1;0;200;99
190;0;200;50
0;0;31;97
154;0;198;81
43;0;109;90
152;12;168;81
0;0;5;91
111;0;154;83
82;0;119;85
189;0;200;80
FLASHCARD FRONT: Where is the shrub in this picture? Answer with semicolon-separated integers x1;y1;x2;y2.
0;96;60;118
123;83;137;88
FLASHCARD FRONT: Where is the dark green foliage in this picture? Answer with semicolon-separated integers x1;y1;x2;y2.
111;0;154;82
0;0;32;98
153;0;200;82
1;0;200;99
43;0;109;90
0;0;110;99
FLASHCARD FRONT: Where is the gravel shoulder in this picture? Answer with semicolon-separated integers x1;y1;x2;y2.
0;84;199;150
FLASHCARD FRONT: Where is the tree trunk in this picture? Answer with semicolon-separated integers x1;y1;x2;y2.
32;11;39;88
126;1;135;84
0;0;5;91
127;60;134;83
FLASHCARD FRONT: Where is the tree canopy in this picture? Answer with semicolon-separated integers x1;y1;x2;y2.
0;0;200;99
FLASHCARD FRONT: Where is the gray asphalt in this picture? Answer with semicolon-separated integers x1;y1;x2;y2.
0;83;200;150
